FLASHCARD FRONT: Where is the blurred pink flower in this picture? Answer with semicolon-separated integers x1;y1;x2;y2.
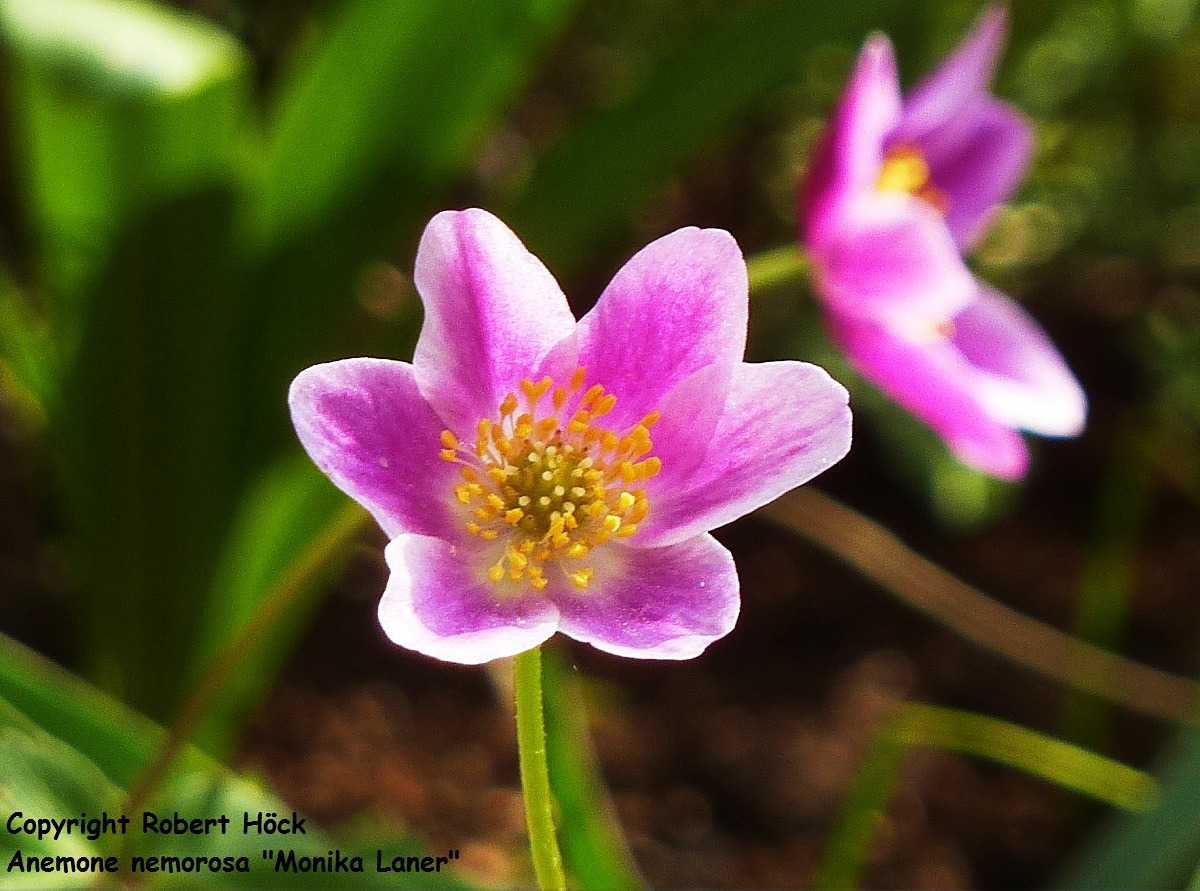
291;209;851;664
801;7;1085;479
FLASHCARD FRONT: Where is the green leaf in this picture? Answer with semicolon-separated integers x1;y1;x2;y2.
1061;729;1200;889
816;703;1157;890
1;0;251;313
502;0;896;273
1;0;256;719
254;0;579;249
239;0;579;466
0;630;160;787
189;456;369;756
53;185;250;719
0;632;473;889
0;717;126;889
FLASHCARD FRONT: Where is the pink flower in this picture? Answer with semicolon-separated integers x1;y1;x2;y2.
801;7;1085;479
290;209;851;664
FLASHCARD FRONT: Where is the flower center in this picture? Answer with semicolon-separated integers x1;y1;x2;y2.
877;145;949;214
439;367;661;593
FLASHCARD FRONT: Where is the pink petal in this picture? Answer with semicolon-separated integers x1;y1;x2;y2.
643;362;735;489
571;227;748;430
642;361;852;547
885;7;1030;247
898;6;1007;135
288;358;460;539
952;286;1087;436
914;101;1031;247
803;35;902;245
378;535;560;665
829;310;1030;480
554;533;739;659
813;196;978;322
412;209;577;434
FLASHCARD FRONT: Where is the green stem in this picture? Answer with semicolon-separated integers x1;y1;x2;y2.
815;702;1159;890
745;243;811;293
515;646;567;891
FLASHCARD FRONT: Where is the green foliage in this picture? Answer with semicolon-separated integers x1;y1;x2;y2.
502;0;896;272
1060;729;1200;888
0;0;581;722
0;632;472;888
816;703;1159;890
2;0;1200;885
542;642;644;890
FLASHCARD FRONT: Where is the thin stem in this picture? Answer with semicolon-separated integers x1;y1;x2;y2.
745;243;811;293
814;701;1158;890
760;487;1200;723
514;646;567;891
122;501;371;823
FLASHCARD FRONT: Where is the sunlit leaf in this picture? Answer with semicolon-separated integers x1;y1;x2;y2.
0;0;251;312
2;0;256;719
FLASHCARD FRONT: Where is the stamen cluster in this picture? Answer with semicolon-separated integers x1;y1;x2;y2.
440;367;661;592
877;145;949;213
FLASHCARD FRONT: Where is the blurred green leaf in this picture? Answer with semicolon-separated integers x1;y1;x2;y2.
503;0;895;273
53;185;249;719
0;632;472;889
2;0;256;717
189;455;369;756
1;0;251;317
542;642;643;891
240;0;580;466
0;713;125;889
254;0;579;249
817;703;1158;890
1061;728;1200;889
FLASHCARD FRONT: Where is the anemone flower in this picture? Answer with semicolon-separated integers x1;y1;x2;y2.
801;7;1085;479
290;209;851;664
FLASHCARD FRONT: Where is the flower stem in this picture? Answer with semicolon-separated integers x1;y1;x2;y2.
514;646;567;891
745;243;811;294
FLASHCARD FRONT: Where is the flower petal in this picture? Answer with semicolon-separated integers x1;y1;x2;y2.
572;227;748;430
412;208;577;434
952;286;1087;436
644;361;735;490
379;535;560;664
642;361;852;546
914;101;1031;247
289;358;459;539
829;310;1030;480
553;533;739;659
883;7;1029;247
813;196;978;322
898;6;1007;136
803;34;902;245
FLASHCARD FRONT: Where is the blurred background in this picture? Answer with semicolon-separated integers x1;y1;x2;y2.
2;0;1200;887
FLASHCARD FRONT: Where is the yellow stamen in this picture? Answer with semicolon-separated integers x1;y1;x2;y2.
442;366;662;594
877;144;950;214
